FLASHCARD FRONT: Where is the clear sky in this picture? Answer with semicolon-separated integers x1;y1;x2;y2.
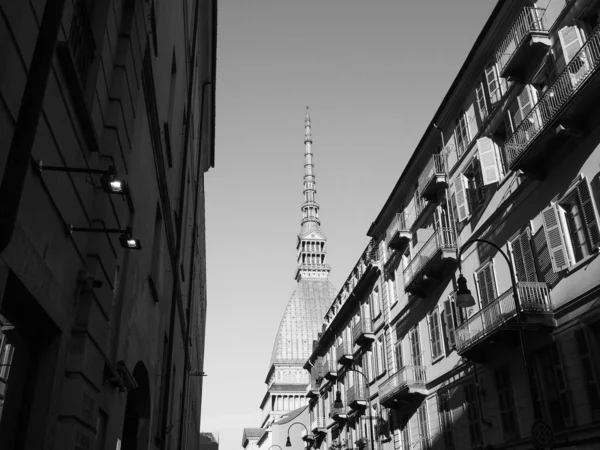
202;1;497;448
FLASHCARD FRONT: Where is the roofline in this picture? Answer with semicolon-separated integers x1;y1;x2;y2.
367;0;506;238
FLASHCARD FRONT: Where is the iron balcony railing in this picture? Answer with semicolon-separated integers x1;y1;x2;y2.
496;7;548;75
386;212;409;244
417;154;447;195
504;27;600;168
455;282;552;352
352;316;374;344
347;382;368;406
379;365;427;405
403;228;456;288
68;0;96;85
311;416;326;431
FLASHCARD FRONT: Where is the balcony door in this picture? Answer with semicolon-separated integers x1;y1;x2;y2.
434;204;453;247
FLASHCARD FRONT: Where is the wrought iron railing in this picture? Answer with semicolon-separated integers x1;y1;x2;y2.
68;0;96;86
504;27;600;167
455;282;552;352
496;7;548;74
379;366;427;404
347;382;368;405
403;228;456;288
386;212;409;244
352;317;374;344
418;154;447;195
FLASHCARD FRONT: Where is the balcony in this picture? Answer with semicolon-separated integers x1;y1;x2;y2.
386;212;411;253
347;382;368;410
418;154;447;201
336;340;353;367
352;317;375;347
403;228;457;298
323;359;337;382
379;366;427;408
456;282;556;362
504;28;600;175
496;7;551;82
311;416;326;434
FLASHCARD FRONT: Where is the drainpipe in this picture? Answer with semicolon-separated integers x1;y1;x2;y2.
0;0;68;254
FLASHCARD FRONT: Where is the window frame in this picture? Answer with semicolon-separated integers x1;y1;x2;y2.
428;308;443;362
474;259;498;308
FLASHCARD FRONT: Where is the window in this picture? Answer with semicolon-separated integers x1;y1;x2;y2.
532;342;574;430
475;261;497;307
428;309;443;361
557;25;589;85
394;339;403;372
476;137;504;184
417;402;430;450
485;64;502;105
464;158;487;214
409;327;423;383
450;175;470;222
494;367;519;440
464;382;483;447
376;335;387;376
455;111;470;157
475;82;489;122
542;175;600;272
509;228;538;282
575;326;600;420
438;391;455;449
401;424;410;450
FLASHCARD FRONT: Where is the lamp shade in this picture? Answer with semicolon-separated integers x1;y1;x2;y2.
333;390;344;409
285;436;292;447
456;274;476;307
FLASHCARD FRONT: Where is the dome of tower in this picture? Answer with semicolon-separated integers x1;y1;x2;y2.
269;278;337;367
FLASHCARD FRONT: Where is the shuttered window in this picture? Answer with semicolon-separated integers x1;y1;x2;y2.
477;137;502;185
417;402;430;450
475;261;497;307
455;112;471;157
394;340;403;372
428;309;443;360
466;103;478;142
464;383;483;447
451;175;470;222
442;299;456;352
543;176;600;271
509;229;538;282
438;391;455;449
485;64;502;104
494;367;520;441
513;85;537;128
475;82;489;121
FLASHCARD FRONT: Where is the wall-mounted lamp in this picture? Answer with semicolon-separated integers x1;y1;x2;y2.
67;224;142;250
34;159;129;195
107;360;138;392
456;274;476;307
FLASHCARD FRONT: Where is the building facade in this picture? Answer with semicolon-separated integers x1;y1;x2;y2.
306;0;600;449
0;0;217;449
243;109;337;446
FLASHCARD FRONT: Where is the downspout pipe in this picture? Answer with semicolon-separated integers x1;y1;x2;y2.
0;0;68;254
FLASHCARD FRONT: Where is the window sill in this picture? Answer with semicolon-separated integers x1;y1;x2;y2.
566;250;599;275
431;354;444;365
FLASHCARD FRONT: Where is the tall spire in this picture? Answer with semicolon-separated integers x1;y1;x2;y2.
295;107;330;281
302;106;319;226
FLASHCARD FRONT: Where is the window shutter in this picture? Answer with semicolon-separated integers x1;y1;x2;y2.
444;131;458;169
576;178;600;249
452;175;470;222
485;65;501;104
542;204;571;272
558;25;585;64
511;229;538;282
395;341;403;370
476;263;496;306
443;300;456;350
467;103;478;141
476;82;489;121
477;137;501;185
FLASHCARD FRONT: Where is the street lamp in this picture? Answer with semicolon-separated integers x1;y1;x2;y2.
268;446;283;450
286;422;313;448
457;238;540;420
334;367;375;450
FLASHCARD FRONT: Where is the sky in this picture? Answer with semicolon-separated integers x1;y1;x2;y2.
201;1;497;448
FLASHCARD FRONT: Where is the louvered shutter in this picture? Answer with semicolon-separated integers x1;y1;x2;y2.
559;25;585;64
477;137;501;185
511;229;538;282
394;342;403;370
443;300;456;350
576;178;600;249
476;263;497;306
467;104;478;141
476;82;489;121
452;175;470;222
445;131;458;169
542;204;571;272
517;86;535;124
485;65;501;104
